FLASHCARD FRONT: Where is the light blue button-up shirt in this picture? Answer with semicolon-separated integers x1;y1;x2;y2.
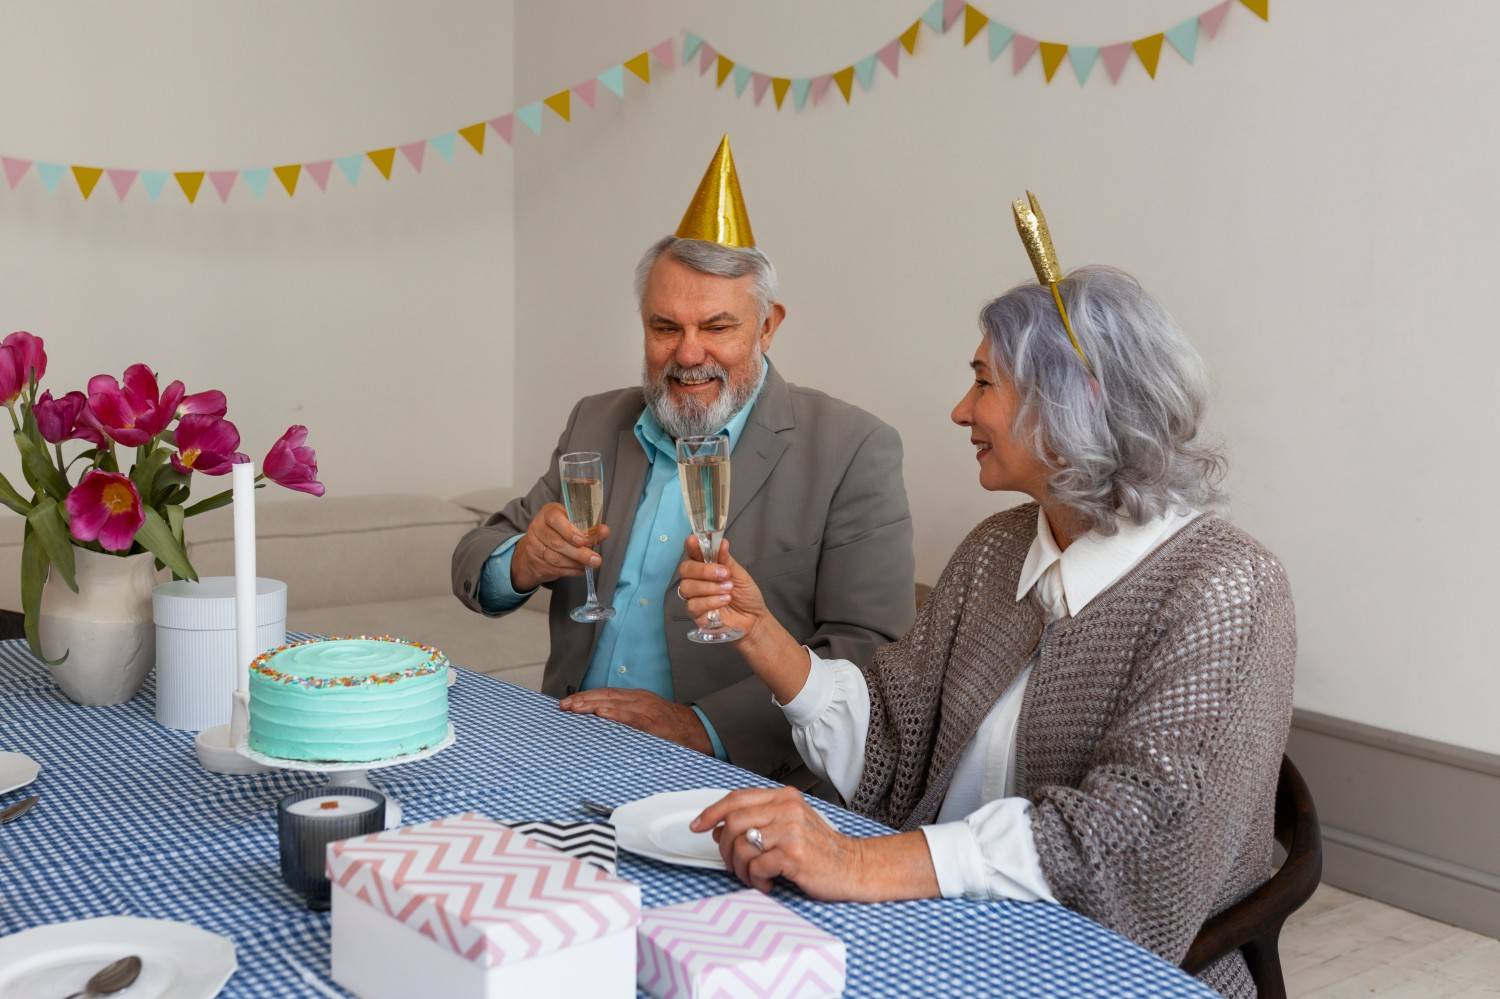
477;362;767;760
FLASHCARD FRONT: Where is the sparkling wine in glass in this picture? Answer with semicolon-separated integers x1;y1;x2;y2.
559;451;614;623
676;435;742;643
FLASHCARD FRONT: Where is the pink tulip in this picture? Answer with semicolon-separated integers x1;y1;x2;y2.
176;389;227;420
34;390;91;444
87;364;185;446
0;346;23;406
66;469;144;553
264;425;324;496
171;415;243;475
3;331;46;385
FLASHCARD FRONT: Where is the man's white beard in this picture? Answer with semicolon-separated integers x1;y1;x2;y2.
643;346;761;439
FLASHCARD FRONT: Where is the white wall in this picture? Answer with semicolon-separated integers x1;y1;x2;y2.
0;0;515;499
511;1;1500;755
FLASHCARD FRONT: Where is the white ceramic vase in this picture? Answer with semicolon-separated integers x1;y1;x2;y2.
40;547;161;706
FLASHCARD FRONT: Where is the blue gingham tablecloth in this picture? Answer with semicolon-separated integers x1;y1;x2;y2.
0;637;1214;998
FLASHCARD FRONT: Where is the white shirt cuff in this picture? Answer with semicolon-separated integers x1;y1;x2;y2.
777;647;834;726
920;821;991;899
920;798;1056;903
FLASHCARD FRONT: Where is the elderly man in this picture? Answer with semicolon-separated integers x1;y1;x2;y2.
452;137;914;785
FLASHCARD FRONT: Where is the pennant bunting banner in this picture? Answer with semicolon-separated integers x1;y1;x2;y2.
3;2;1271;207
3;39;674;205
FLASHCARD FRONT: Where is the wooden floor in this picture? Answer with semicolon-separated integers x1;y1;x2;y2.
1282;885;1500;997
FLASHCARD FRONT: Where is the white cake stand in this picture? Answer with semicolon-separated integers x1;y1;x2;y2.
236;725;455;829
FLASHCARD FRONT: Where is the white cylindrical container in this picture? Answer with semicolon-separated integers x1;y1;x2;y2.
153;577;288;731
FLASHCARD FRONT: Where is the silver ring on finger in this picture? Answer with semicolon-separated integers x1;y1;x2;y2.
675;583;685;601
746;827;765;852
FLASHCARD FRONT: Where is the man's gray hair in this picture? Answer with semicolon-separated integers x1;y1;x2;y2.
981;265;1227;534
634;236;779;323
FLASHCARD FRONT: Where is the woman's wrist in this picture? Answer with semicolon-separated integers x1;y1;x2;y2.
844;832;941;903
736;614;809;704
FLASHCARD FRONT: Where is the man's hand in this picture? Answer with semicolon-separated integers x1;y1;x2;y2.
511;502;610;592
559;688;713;756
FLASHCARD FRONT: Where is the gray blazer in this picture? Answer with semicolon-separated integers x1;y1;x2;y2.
452;362;916;784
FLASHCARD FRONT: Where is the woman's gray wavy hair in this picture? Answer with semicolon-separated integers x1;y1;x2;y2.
981;265;1226;535
634;236;779;323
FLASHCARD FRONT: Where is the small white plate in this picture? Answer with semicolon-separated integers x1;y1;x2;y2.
0;916;236;999
613;788;835;872
0;751;39;796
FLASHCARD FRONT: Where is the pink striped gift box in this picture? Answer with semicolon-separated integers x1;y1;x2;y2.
327;812;641;998
638;889;846;998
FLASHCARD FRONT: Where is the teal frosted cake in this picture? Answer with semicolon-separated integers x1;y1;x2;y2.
247;636;450;762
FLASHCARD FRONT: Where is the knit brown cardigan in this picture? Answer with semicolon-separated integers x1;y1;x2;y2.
849;504;1297;997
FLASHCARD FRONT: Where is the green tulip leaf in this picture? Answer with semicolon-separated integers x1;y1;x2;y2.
25;498;77;594
131;447;173;502
0;470;32;516
135;506;197;582
14;431;69;502
20;526;67;665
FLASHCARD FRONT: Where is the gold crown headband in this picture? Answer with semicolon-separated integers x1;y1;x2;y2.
1011;192;1093;374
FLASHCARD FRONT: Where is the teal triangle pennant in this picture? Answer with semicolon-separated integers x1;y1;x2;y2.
732;64;752;96
683;33;703;62
791;78;811;111
1069;45;1100;84
598;65;625;98
516;102;543;135
241;168;270;199
855;54;877;90
140;171;169;201
988;23;1014;62
920;0;944;33
1165;18;1198;63
429;131;457;162
36;163;65;193
335;154;364;185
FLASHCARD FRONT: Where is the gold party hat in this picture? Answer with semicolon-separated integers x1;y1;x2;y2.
1012;191;1092;372
675;135;755;248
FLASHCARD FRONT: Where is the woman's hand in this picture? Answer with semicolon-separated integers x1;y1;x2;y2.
676;536;770;641
690;787;867;900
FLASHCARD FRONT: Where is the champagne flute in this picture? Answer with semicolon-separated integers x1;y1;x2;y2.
676;435;742;643
559;451;614;623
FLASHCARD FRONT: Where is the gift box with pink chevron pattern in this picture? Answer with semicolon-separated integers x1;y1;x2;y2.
326;813;642;998
638;889;846;998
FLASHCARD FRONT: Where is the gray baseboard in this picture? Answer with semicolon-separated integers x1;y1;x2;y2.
1287;709;1500;939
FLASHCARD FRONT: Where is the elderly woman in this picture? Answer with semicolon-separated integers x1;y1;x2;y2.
676;265;1296;997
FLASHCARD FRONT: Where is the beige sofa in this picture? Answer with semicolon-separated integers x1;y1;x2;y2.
0;490;553;691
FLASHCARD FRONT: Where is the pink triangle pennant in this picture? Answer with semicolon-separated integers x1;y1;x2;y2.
810;74;833;104
698;43;717;75
305;160;333;191
573;79;598;108
208;170;237;203
651;39;676;71
751;73;771;105
1012;35;1039;74
1199;1;1232;39
489;114;515;145
3;157;31;189
399;141;426;172
107;169;137;200
877;39;902;77
1100;42;1132;83
942;0;965;30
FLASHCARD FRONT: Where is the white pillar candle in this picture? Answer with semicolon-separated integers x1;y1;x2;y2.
232;460;257;693
285;795;381;818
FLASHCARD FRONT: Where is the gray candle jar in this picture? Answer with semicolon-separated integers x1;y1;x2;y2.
278;786;386;909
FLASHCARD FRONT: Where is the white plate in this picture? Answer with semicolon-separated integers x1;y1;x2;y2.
0;751;39;796
0;917;236;999
613;788;836;872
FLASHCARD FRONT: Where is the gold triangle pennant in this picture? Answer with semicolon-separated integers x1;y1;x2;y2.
624;51;651;83
72;166;103;200
459;122;487;154
1239;0;1270;20
368;148;396;180
175;171;204;204
833;66;855;102
715;55;734;87
1040;42;1069;82
772;77;791;109
544;89;572;121
1133;33;1165;79
274;164;301;196
963;5;989;46
899;20;921;54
